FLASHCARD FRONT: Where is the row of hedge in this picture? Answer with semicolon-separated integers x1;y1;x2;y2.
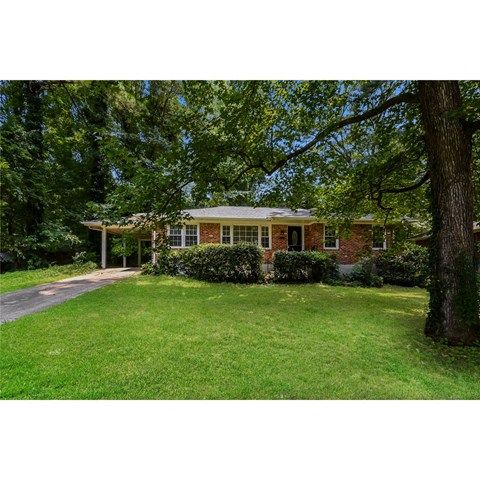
142;244;338;284
141;242;430;288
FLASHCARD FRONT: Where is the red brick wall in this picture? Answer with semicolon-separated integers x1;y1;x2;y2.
199;223;220;243
153;221;392;266
302;223;381;264
264;224;288;263
304;223;324;250
333;224;371;264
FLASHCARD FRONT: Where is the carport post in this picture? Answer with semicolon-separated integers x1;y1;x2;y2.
152;231;157;263
101;226;107;269
137;239;142;267
122;238;127;268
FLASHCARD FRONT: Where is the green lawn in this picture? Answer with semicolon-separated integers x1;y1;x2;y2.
0;264;99;294
1;276;479;399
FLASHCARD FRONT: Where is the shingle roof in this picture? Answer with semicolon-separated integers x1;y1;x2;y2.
184;206;314;220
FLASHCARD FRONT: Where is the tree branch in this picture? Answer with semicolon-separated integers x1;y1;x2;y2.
222;91;419;190
381;170;430;194
264;91;419;175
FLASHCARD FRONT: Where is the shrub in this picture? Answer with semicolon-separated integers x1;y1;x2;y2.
141;261;160;275
156;249;181;276
348;257;383;288
72;251;97;265
141;244;264;284
375;245;429;287
26;256;49;270
180;243;263;283
273;251;338;283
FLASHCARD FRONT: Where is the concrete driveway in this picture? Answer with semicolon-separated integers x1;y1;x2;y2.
0;268;140;324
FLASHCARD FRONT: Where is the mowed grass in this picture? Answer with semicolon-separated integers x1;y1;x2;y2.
1;276;479;399
0;264;99;294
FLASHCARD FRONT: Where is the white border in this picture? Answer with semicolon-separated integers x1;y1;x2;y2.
167;224;199;249
324;225;339;250
220;223;271;250
372;226;387;250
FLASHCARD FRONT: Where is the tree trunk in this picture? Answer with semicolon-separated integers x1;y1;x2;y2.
418;81;479;345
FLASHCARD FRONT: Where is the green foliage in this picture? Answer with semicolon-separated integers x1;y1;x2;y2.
375;244;429;287
111;234;138;258
273;250;338;283
179;244;264;283
143;244;264;283
141;250;180;276
155;249;181;276
348;257;383;288
72;251;98;265
26;256;50;270
141;261;159;276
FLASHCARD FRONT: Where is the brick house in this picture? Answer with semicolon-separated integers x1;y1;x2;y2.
83;206;392;272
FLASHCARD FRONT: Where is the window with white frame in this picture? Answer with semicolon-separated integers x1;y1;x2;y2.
324;226;339;249
221;225;231;244
168;225;183;247
233;225;258;244
261;226;269;248
185;225;198;246
372;226;386;249
221;225;270;248
167;224;198;248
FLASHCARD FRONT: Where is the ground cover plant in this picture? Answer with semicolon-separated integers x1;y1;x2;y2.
1;276;479;400
0;262;98;294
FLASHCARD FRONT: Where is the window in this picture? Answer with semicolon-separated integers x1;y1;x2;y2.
233;225;258;244
168;225;183;247
167;224;198;248
324;226;339;249
221;225;270;248
372;226;386;249
185;225;198;247
222;225;231;244
261;226;270;248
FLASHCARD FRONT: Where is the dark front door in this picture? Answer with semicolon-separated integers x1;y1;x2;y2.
287;226;302;251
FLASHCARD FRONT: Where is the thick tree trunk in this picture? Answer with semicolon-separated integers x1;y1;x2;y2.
418;81;479;345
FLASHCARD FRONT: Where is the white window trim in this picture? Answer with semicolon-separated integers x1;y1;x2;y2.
167;224;199;248
221;224;271;249
324;225;339;250
372;226;387;250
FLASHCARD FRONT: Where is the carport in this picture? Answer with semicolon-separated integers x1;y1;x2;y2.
81;220;153;269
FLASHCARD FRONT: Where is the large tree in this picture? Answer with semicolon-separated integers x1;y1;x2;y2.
178;80;480;345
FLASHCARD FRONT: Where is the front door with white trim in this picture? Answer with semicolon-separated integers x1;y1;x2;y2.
287;226;302;251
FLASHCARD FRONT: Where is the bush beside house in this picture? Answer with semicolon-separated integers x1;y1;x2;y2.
142;241;430;288
273;251;338;283
142;243;264;283
375;245;429;287
346;257;383;288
